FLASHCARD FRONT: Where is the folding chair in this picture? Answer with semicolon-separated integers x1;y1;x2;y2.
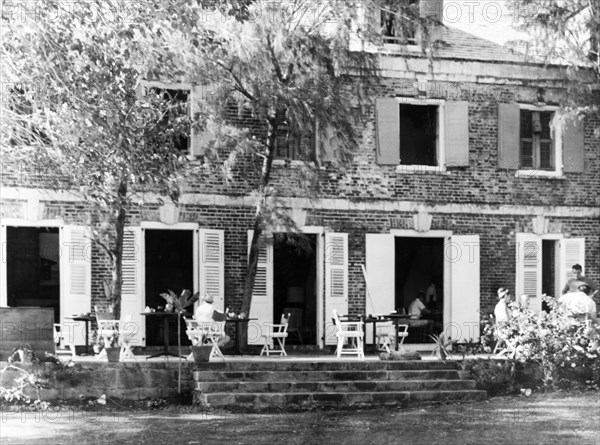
117;315;136;360
200;321;226;360
376;322;409;353
260;313;289;357
53;324;76;358
95;313;118;360
332;309;364;360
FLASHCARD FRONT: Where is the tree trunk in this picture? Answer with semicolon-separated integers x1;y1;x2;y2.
238;118;277;350
110;181;128;320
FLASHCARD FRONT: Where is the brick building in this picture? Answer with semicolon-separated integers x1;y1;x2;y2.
1;3;599;350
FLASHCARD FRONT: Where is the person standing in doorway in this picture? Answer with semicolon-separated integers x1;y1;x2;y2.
561;264;598;299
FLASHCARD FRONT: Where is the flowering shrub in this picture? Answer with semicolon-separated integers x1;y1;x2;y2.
482;296;600;390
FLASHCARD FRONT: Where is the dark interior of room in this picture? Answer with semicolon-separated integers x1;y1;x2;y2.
273;233;317;345
144;229;194;346
6;227;60;322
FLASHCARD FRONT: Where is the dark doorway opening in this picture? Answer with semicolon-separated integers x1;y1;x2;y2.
144;229;193;346
395;237;444;342
6;227;60;322
541;240;556;311
273;233;317;345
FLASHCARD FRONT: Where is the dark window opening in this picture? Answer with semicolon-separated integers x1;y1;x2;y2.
381;0;419;45
7;227;60;322
519;109;555;170
151;88;190;153
400;104;438;166
273;122;315;161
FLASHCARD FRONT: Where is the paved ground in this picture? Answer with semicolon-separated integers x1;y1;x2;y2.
2;393;599;445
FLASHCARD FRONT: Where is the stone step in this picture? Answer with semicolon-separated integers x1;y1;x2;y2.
194;369;460;382
196;379;476;393
201;390;487;409
193;360;457;372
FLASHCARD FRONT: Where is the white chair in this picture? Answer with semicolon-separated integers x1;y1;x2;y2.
95;313;136;361
332;309;364;360
116;315;136;360
53;323;76;358
185;317;226;361
376;321;409;353
260;313;290;357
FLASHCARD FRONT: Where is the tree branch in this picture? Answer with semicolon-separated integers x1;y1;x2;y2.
214;59;255;101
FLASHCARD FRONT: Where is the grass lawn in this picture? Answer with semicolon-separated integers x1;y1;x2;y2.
2;392;599;444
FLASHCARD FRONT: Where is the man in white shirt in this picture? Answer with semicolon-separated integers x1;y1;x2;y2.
195;294;216;321
407;292;433;332
194;294;230;346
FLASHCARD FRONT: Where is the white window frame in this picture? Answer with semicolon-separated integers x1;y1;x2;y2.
394;98;446;173
516;104;562;178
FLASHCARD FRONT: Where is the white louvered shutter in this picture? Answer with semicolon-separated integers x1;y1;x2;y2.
199;229;224;312
559;238;585;294
121;227;145;346
247;231;273;345
364;234;395;344
447;235;481;342
324;233;348;345
60;226;92;345
516;233;542;313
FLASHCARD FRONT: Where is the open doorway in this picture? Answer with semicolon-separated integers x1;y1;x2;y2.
273;233;317;345
6;227;60;322
541;239;559;311
395;236;444;342
144;229;193;346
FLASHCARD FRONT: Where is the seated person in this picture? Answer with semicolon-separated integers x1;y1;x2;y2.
407;292;433;331
194;294;231;346
558;284;598;323
494;287;511;322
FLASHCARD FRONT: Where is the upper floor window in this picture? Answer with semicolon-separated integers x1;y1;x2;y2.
498;103;585;176
519;109;555;171
150;87;190;154
381;0;418;45
274;127;315;161
375;98;470;170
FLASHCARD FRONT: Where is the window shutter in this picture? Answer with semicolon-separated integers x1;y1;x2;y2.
498;103;520;169
247;231;273;345
324;233;348;345
60;226;92;346
515;233;542;313
189;85;212;157
199;229;225;312
447;235;481;342
121;227;145;346
559;238;585;292
562;114;584;173
375;98;400;165
319;124;338;163
364;234;395;343
444;101;470;167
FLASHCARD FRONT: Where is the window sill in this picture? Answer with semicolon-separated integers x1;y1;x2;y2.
515;170;565;179
272;159;317;169
395;165;449;175
382;43;421;53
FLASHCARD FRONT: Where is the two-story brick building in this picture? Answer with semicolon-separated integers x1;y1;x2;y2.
1;2;598;351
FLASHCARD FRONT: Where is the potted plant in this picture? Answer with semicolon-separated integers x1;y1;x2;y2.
429;333;455;361
102;328;120;363
159;289;199;393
